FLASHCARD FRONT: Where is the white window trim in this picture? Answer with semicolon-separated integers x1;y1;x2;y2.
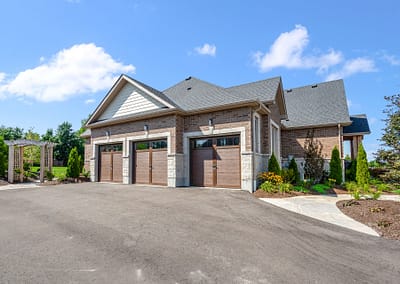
253;113;261;153
269;119;280;160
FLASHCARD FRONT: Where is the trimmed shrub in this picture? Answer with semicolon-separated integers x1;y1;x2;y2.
356;142;370;186
329;146;342;185
288;158;300;184
281;168;295;184
66;147;80;179
268;153;281;175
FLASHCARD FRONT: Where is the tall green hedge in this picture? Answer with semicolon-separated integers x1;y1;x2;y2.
356;142;369;186
268;153;281;175
66;147;80;178
329;146;342;184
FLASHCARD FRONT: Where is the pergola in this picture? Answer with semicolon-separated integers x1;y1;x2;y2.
5;140;55;183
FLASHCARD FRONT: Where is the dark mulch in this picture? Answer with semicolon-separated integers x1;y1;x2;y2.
337;199;400;240
253;187;347;198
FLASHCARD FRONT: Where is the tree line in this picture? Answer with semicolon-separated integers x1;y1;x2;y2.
0;119;87;177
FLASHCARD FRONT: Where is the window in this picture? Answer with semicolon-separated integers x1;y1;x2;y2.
216;136;240;147
192;139;212;149
254;114;261;153
270;121;280;158
99;143;123;152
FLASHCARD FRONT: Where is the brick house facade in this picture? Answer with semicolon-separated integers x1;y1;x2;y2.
83;74;370;192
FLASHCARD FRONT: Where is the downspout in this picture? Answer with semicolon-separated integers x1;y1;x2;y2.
338;123;345;183
252;102;265;192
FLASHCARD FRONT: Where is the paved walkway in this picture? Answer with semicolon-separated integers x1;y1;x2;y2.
260;194;400;236
0;183;39;190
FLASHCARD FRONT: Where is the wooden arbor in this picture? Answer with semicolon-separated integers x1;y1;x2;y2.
5;140;55;183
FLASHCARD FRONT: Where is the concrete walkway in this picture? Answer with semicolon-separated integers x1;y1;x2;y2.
0;183;39;190
260;194;385;236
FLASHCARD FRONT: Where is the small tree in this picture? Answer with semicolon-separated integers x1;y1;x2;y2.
66;147;80;179
0;136;7;177
288;157;300;184
329;146;342;185
268;153;281;175
356;142;369;186
345;159;357;182
303;130;325;183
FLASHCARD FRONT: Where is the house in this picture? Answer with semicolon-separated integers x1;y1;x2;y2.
82;74;370;192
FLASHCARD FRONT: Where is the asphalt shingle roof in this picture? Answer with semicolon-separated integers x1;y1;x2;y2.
281;79;352;129
343;114;371;134
163;76;281;111
226;77;282;103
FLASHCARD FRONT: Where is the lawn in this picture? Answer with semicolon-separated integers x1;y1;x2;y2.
31;166;67;178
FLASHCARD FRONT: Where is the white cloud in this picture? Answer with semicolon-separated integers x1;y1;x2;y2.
325;58;376;81
253;25;343;72
382;54;400;66
0;72;5;83
194;43;216;56
85;98;95;104
0;43;135;102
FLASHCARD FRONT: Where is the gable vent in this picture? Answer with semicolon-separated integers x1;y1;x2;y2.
286;89;292;93
185;76;192;81
311;84;318;88
187;87;192;91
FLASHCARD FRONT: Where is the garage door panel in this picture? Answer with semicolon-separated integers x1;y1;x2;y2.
191;149;213;186
216;147;240;188
135;151;150;184
152;150;167;185
100;152;112;182
112;152;123;183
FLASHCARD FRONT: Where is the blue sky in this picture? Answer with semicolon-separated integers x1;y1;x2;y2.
0;0;399;160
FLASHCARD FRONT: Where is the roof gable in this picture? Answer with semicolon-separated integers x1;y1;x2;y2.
282;79;352;129
87;75;176;125
343;114;371;135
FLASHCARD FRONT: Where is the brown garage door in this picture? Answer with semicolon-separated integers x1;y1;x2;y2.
99;144;123;182
190;136;241;188
134;140;167;185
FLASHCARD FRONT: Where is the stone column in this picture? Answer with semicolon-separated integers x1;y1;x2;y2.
40;145;45;183
19;146;24;182
48;145;53;173
8;145;14;183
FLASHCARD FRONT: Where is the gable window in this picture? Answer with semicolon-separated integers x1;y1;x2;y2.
270;120;280;159
254;114;261;153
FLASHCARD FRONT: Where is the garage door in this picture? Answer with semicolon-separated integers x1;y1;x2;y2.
134;140;167;185
190;135;241;188
99;144;123;182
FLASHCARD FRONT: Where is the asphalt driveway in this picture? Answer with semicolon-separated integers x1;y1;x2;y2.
0;183;399;283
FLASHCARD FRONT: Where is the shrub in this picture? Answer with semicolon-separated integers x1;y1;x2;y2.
0;136;7;177
281;168;295;184
329;146;342;185
268;153;281;175
288;158;300;184
303;130;325;183
260;181;277;193
259;172;283;185
345;160;357;181
66;147;80;179
82;168;90;178
356;142;369;186
292;185;309;193
279;183;292;193
45;170;54;181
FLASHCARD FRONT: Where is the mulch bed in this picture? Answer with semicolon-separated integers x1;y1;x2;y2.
337;199;400;240
253;187;348;198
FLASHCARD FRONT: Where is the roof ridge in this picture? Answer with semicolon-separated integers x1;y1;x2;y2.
226;76;282;90
285;79;344;91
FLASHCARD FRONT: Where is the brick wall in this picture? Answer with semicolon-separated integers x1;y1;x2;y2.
83;138;92;172
90;114;178;153
184;107;252;151
281;126;340;159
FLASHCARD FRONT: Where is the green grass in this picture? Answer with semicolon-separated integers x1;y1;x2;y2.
311;183;330;194
31;166;67;178
392;189;400;195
